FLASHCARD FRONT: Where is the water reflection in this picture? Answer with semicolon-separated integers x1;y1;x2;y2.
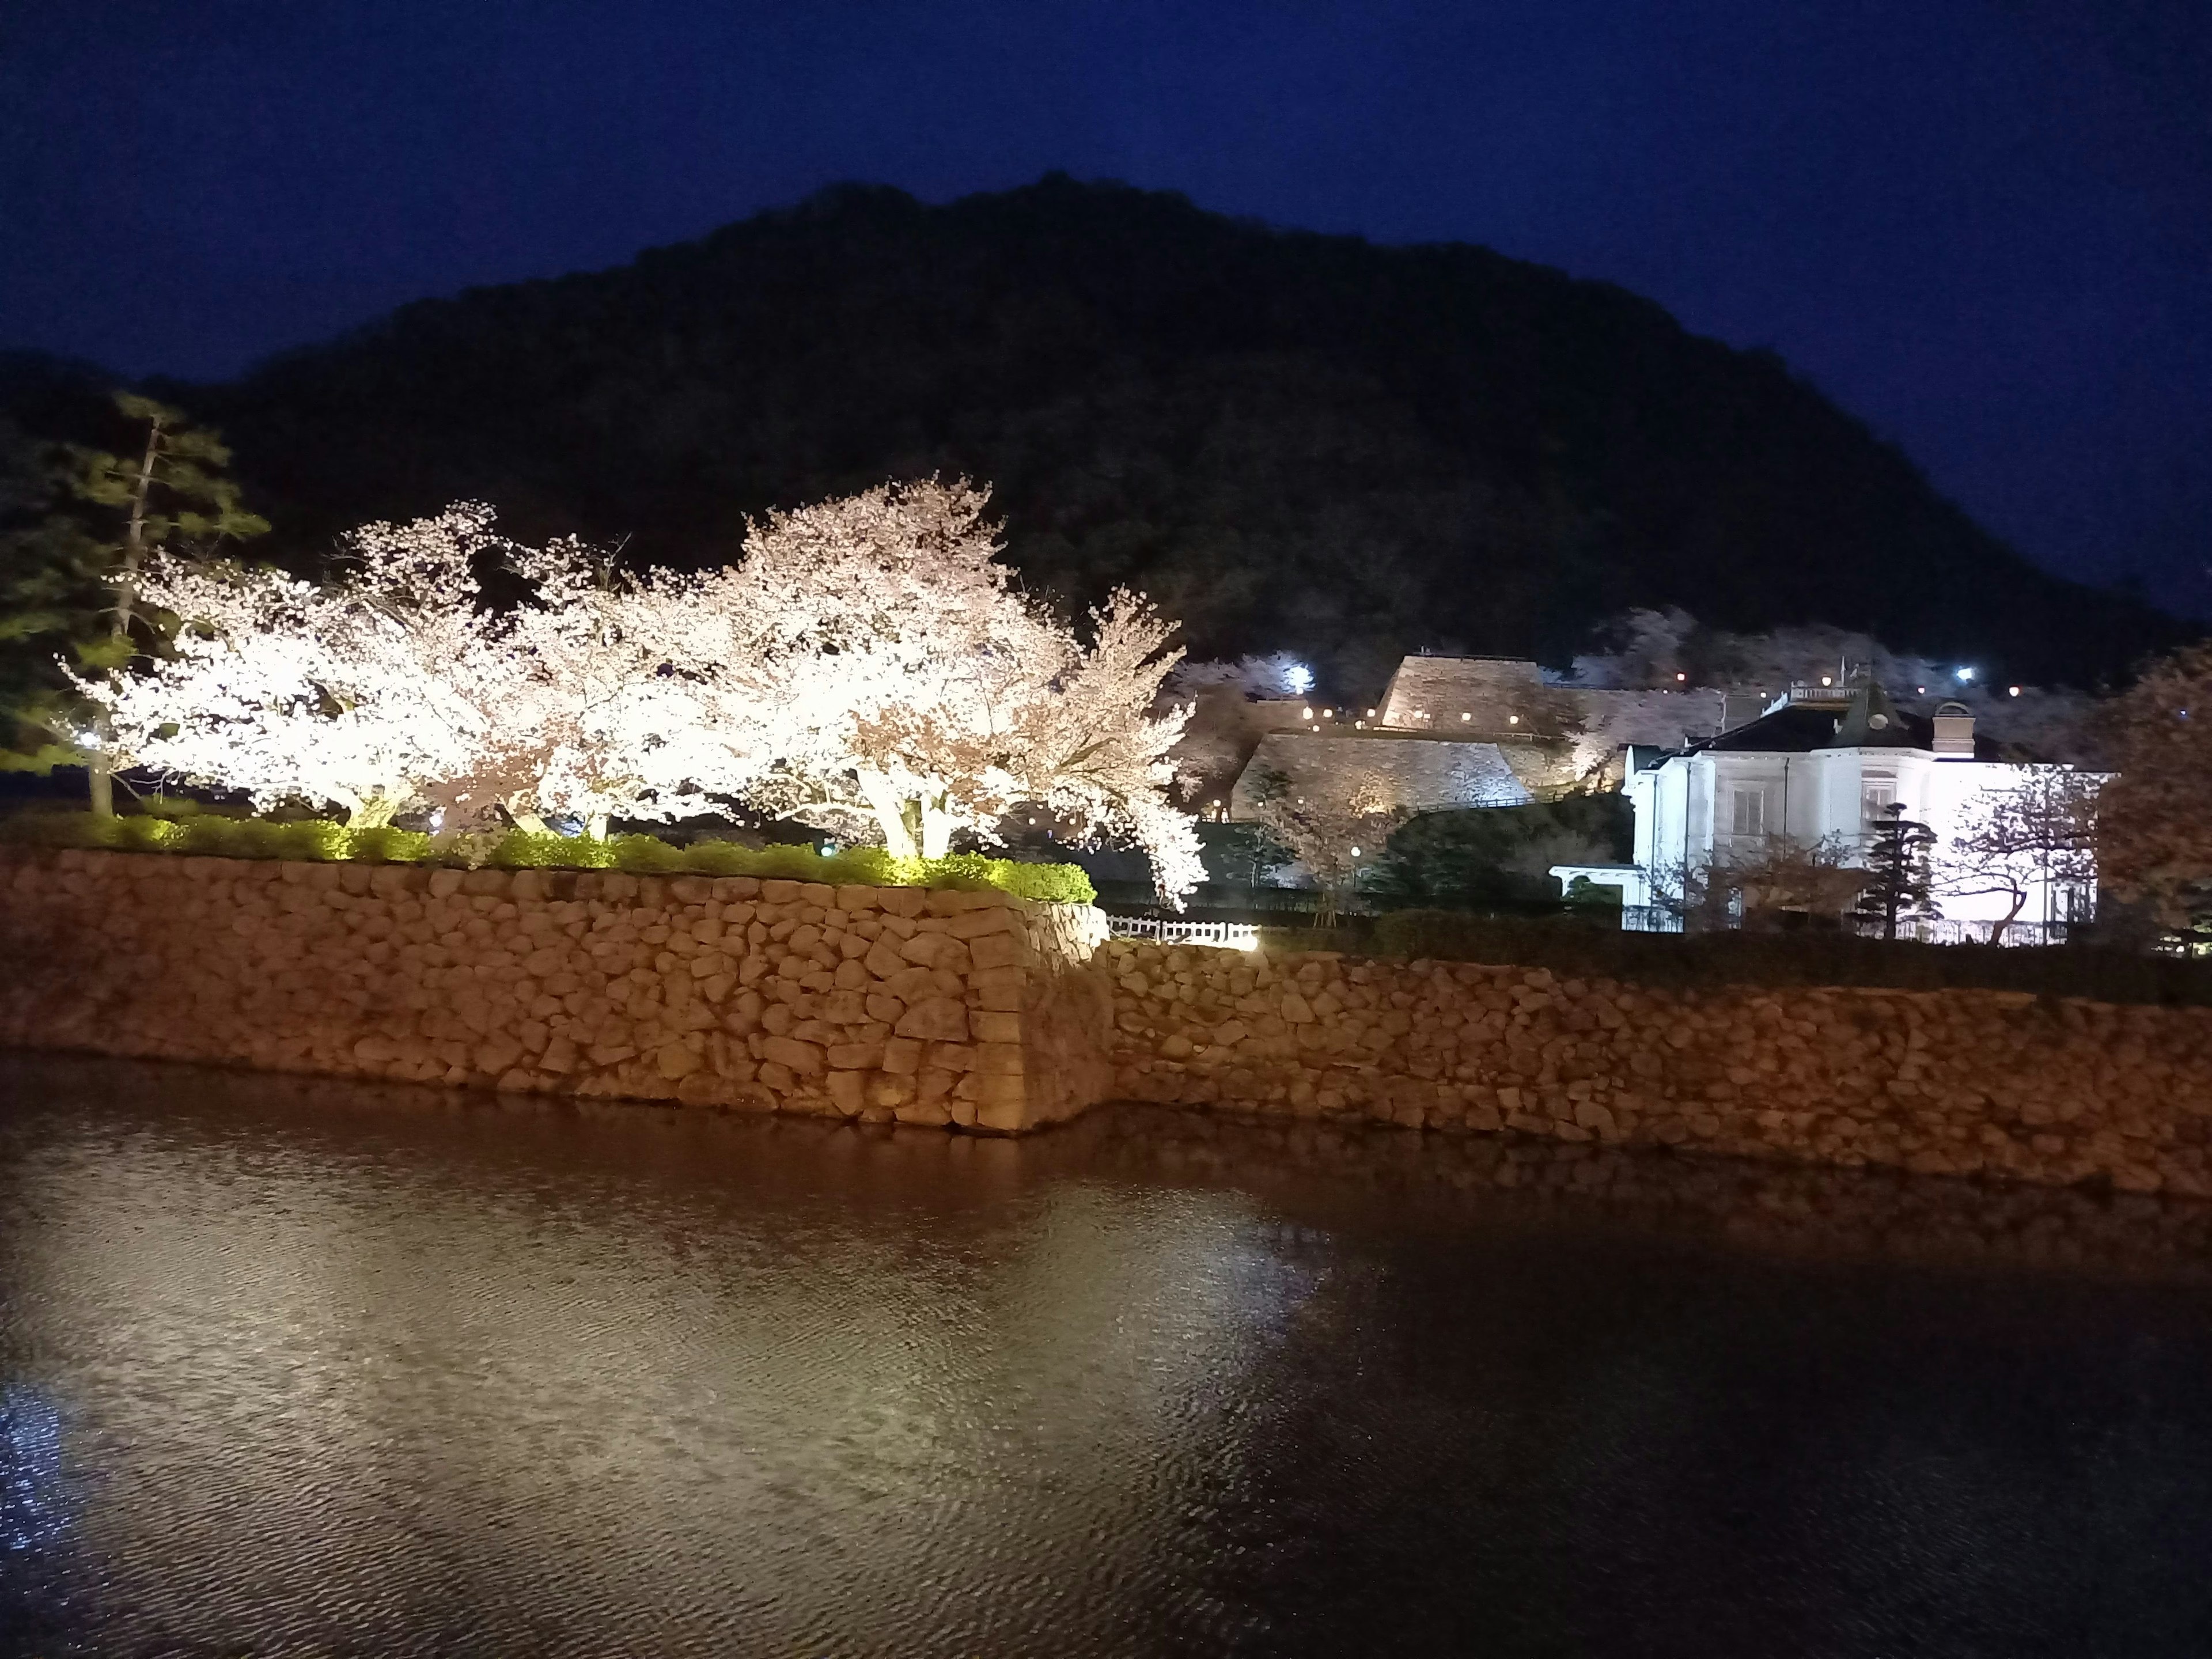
2;1054;2210;1657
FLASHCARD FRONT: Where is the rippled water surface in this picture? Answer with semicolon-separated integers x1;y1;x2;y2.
4;1056;2212;1658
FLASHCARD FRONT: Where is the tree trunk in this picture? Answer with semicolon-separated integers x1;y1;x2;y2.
87;753;113;819
918;791;954;861
857;771;920;862
1988;889;2028;946
585;812;609;842
82;416;164;818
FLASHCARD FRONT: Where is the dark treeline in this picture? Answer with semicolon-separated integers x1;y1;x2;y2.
6;176;2191;693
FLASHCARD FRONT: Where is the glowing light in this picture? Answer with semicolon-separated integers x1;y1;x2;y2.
2008;685;2022;698
1460;711;1471;721
1302;706;1313;720
1821;676;1832;687
1675;672;1687;682
1350;846;1361;857
1955;666;1975;682
1285;663;1315;695
1507;714;1519;725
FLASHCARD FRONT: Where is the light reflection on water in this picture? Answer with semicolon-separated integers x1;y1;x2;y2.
2;1054;2210;1658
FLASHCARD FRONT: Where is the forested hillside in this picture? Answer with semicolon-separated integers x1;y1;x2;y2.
18;176;2190;690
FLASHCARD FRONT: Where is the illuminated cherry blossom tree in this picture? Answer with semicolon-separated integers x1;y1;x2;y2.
74;505;678;832
645;479;1201;896
2098;643;2212;931
1245;764;1406;926
73;480;1201;897
1942;766;2101;942
77;506;502;825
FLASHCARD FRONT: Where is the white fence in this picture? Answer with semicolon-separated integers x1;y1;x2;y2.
1105;915;1261;950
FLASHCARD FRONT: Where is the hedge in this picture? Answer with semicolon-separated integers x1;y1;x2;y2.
1248;908;2212;1010
0;810;1096;904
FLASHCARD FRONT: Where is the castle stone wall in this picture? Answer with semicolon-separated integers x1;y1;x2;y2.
0;849;1113;1133
1101;939;2212;1197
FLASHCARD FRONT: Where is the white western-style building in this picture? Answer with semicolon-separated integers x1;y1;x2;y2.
1552;679;2096;938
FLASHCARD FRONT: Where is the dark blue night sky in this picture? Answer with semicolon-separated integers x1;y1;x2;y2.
5;1;2207;612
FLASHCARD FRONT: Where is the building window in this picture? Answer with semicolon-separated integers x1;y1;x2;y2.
1861;778;1896;823
1730;787;1766;838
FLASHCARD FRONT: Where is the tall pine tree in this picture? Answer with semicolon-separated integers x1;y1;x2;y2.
0;392;268;813
1854;802;1938;941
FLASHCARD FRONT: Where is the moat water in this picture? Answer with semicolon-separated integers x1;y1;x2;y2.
3;1056;2211;1658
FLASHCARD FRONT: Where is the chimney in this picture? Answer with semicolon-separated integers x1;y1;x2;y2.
1931;700;1975;757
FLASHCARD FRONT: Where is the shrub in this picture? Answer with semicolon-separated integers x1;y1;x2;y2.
609;833;688;874
0;809;1096;901
268;820;352;862
485;830;613;869
115;816;185;853
350;825;433;863
982;859;1096;904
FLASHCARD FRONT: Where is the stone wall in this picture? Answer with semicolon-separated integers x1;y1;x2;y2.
9;846;2212;1199
0;849;1112;1132
1102;940;2212;1198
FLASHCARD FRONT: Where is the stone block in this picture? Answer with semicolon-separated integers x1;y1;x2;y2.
826;1070;867;1116
827;1040;884;1070
972;1073;1031;1132
864;938;910;979
866;993;906;1025
884;965;936;1001
821;989;870;1025
835;885;882;911
881;1037;923;1075
897;931;958;968
475;1035;525;1076
970;967;1025;1012
759;1035;825;1075
760;879;802;903
948;905;1019;939
967;932;1027;971
976;1042;1025;1077
970;1010;1022;1044
896;997;969;1042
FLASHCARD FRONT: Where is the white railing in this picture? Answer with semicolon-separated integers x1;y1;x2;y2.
1105;915;1261;950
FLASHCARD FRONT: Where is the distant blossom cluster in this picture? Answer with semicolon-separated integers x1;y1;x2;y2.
75;480;1205;897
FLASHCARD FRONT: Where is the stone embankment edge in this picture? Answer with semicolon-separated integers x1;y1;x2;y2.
1100;938;2212;1198
6;847;2211;1199
0;847;1112;1133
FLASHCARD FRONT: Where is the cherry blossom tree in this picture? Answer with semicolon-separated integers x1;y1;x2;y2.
76;506;501;825
650;479;1200;896
1942;767;2101;942
1245;764;1406;926
71;480;1202;897
75;505;677;832
2098;643;2212;931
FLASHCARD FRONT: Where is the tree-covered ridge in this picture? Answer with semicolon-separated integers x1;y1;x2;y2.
22;175;2190;689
